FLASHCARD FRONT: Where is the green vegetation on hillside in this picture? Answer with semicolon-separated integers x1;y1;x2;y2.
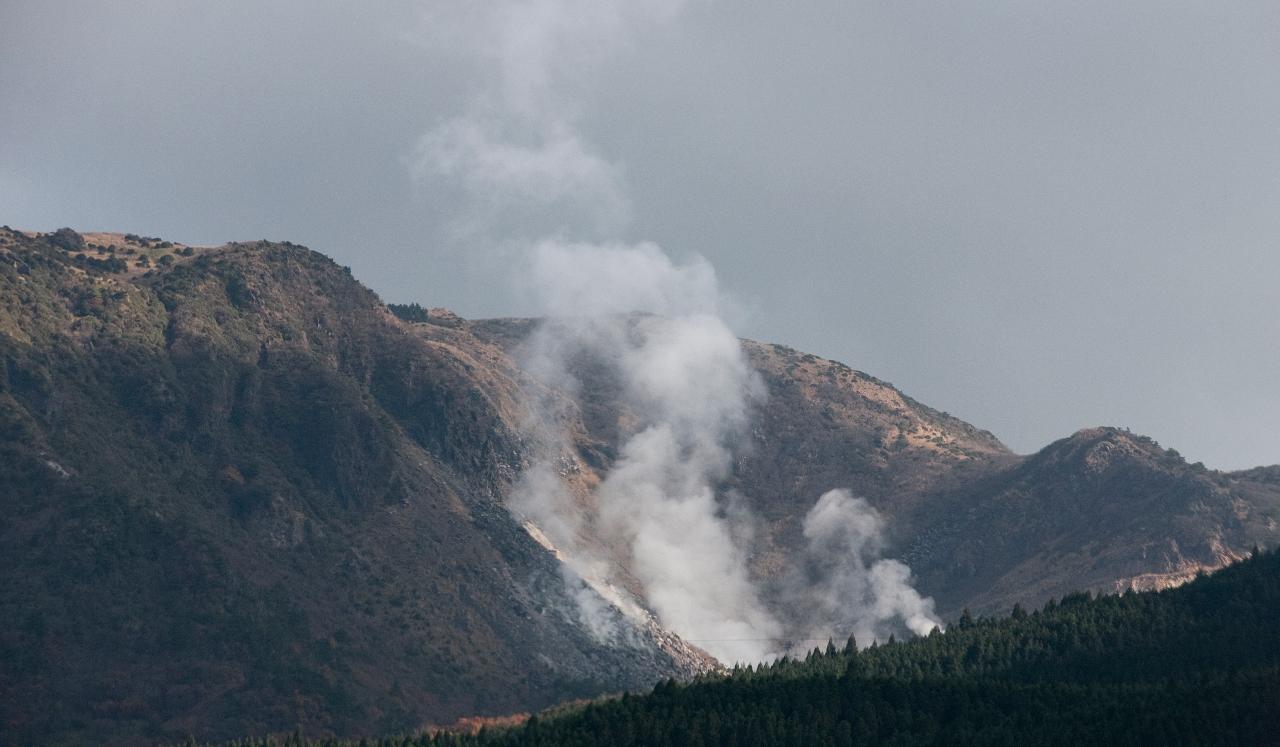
203;550;1280;746
0;229;689;745
388;302;431;323
5;227;1279;745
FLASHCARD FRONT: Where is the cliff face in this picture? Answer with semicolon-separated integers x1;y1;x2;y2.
2;227;1278;744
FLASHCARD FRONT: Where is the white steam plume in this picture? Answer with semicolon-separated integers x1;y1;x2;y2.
411;0;940;665
410;0;691;236
512;241;782;663
788;489;942;649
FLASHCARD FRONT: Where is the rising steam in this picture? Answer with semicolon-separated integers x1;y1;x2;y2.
787;490;941;648
411;0;688;237
412;0;939;663
508;241;782;663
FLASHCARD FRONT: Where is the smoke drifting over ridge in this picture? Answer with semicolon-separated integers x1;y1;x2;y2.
413;0;939;662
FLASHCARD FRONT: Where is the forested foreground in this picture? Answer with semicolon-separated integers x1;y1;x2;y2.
204;549;1280;746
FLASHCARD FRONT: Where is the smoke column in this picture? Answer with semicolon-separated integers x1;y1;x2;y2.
411;0;940;663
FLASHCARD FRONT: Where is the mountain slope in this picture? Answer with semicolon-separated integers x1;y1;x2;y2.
2;227;1278;743
201;549;1280;745
441;549;1280;746
464;320;1280;618
0;229;706;745
905;427;1280;615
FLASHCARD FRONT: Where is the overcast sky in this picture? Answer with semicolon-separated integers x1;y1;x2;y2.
3;1;1278;469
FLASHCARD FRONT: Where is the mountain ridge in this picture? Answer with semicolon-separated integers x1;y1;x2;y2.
2;227;1277;744
0;229;708;744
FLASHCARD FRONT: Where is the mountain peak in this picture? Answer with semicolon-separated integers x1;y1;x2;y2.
1042;426;1203;476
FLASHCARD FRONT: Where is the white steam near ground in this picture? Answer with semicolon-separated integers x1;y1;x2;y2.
513;241;782;663
413;0;940;663
790;490;941;646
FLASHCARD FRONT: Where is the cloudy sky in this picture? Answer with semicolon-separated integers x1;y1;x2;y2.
3;1;1278;469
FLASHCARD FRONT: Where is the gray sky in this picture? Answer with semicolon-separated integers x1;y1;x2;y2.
3;0;1278;469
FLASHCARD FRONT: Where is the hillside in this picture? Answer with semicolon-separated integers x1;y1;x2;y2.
199;549;1280;745
464;320;1280;618
904;427;1280;615
1;227;1278;743
459;548;1280;746
0;228;707;746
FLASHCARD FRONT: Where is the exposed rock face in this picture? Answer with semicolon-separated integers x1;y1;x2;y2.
2;227;1277;743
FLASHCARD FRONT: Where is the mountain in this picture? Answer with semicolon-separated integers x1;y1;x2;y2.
1;227;1277;743
422;548;1280;746
903;426;1280;615
0;229;709;746
464;320;1280;619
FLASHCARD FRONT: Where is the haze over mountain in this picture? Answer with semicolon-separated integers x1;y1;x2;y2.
3;227;1276;744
